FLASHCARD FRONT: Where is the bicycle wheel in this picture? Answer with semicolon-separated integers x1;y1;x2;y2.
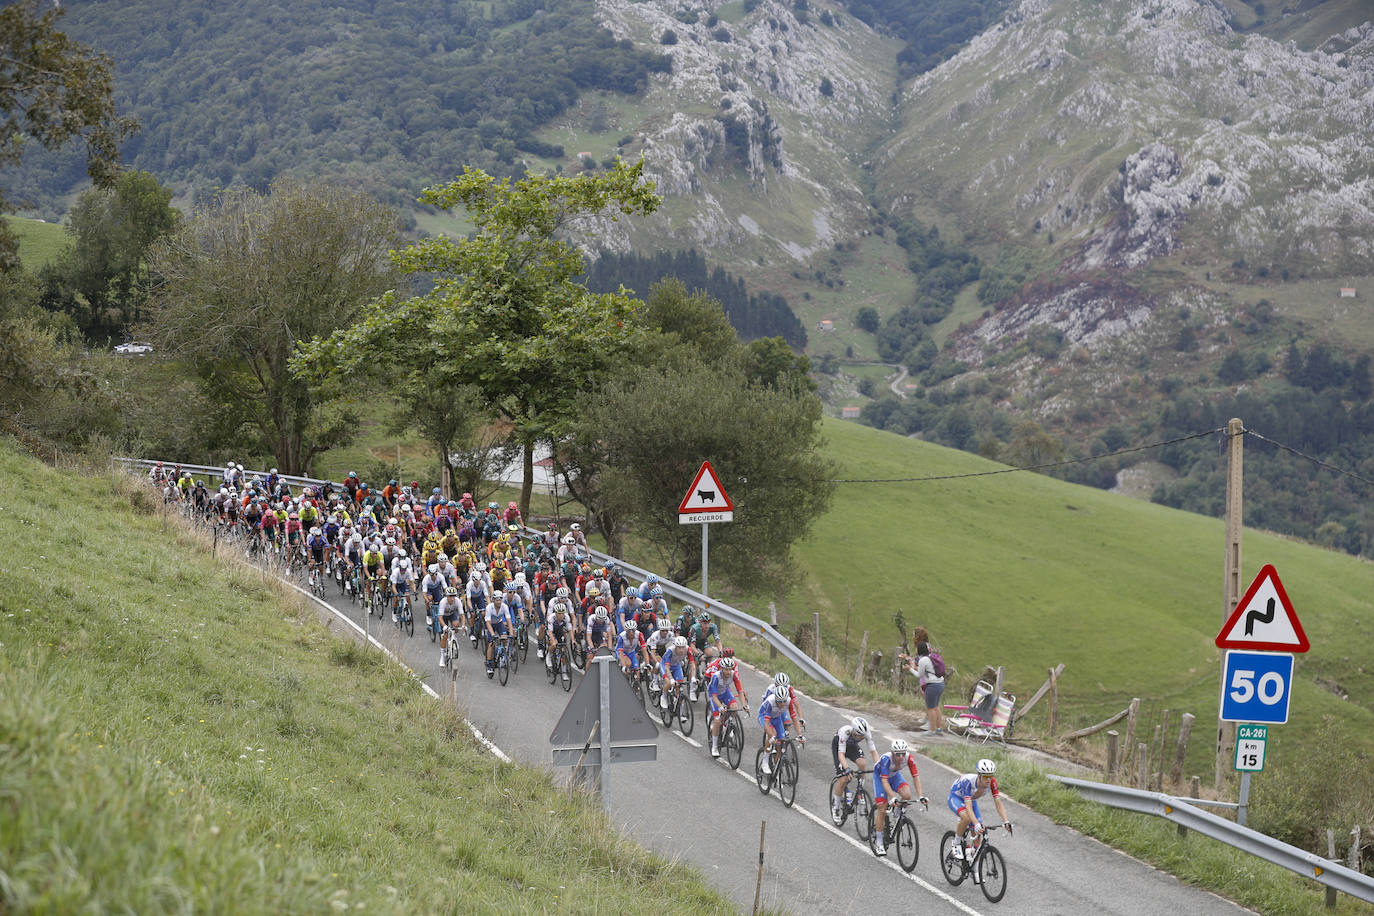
498;645;510;686
854;787;874;841
559;649;572;692
547;647;559;685
895;817;920;872
517;626;529;662
782;739;799;779
754;748;773;794
449;642;459;681
723;714;743;770
429;612;438;643
509;640;520;675
939;832;966;886
977;845;1007;903
677;692;694;737
572;639;587;670
404;605;414;637
658;688;675;727
778;752;798;808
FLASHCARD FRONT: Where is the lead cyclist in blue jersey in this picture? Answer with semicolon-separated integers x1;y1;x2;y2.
757;674;797;775
949;758;1013;867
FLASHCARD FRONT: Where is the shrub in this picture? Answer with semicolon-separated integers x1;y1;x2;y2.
660;29;678;44
819;77;834;97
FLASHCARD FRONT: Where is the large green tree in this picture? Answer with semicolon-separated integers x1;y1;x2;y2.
295;160;660;517
39;170;179;342
144;181;399;474
0;0;135;273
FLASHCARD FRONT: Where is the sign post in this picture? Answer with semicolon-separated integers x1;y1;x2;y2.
549;651;658;797
677;460;734;599
1215;565;1308;826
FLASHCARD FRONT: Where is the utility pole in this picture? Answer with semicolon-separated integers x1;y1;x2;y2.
1216;417;1244;789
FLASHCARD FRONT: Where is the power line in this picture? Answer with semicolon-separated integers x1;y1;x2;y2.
1243;429;1374;489
827;427;1227;483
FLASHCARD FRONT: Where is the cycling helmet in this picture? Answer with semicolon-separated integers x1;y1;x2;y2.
850;716;870;738
508;524;520;533
310;526;321;535
722;647;735;658
596;567;607;578
488;501;499;509
288;512;299;520
398;558;411;569
514;573;526;585
658;619;671;631
389;479;398;486
444;586;458;597
673;635;688;648
699;611;711;623
720;657;737;670
977;758;997;776
428;564;439;574
650;586;663;598
679;604;696;616
891;738;910;755
348;471;357;479
623;620;637;632
385;537;396;546
587;586;600;597
504;581;517;591
570;522;581;531
556;586;570;598
474;561;486;571
774;672;790;688
594;607;609;621
563;535;575;545
433;487;442;495
396;549;407;558
508;501;518;509
646;573;659;585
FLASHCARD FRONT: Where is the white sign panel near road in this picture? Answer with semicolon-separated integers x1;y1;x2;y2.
678;460;734;525
1234;724;1268;772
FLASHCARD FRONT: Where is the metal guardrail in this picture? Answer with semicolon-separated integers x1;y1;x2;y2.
116;457;845;687
1051;775;1374;904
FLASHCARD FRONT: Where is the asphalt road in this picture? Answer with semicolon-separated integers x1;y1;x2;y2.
301;574;1251;916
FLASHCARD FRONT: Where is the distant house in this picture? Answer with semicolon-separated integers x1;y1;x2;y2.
818;319;835;332
1340;287;1357;298
841;406;861;419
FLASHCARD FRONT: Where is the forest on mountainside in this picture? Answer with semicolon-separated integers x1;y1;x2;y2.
836;0;1011;77
583;249;807;348
5;0;668;216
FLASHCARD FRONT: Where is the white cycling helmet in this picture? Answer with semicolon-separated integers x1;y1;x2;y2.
624;620;637;632
594;607;608;621
891;738;910;755
850;716;870;737
396;548;407;558
563;535;575;544
385;536;396;546
774;672;790;688
673;635;688;648
428;564;439;574
310;526;321;535
977;758;996;776
658;619;671;631
556;586;570;598
398;558;411;569
720;657;736;670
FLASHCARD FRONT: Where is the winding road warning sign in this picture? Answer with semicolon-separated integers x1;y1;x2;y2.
1215;564;1309;653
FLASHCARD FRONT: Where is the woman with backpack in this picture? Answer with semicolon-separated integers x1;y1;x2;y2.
904;640;947;733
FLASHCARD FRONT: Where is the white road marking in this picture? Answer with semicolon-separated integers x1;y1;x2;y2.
285;580;512;763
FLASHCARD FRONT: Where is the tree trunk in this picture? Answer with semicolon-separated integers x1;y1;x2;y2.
520;440;534;521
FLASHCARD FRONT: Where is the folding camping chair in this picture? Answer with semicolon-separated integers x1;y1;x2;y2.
966;692;1016;746
943;680;995;737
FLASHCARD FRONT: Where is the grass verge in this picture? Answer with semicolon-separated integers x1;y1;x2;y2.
0;441;736;914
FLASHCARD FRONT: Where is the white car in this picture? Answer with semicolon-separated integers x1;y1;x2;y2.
114;341;154;355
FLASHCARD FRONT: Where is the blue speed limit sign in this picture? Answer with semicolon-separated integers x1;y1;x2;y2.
1220;650;1293;724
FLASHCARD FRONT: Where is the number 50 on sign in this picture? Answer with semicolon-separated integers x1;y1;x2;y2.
1220;650;1293;724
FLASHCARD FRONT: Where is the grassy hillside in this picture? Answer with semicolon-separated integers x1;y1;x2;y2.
0;442;734;914
777;417;1374;782
5;215;68;271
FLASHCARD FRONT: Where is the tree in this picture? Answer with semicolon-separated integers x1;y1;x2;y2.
1217;349;1250;384
39;170;179;342
1003;420;1064;470
819;76;834;97
573;358;835;589
0;1;136;274
144;180;399;474
855;306;880;333
294;160;660;518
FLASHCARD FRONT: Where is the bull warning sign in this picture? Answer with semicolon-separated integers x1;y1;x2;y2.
678;460;733;524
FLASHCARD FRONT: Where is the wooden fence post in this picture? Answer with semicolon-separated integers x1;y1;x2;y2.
813;613;821;661
870;650;883;682
1326;829;1338;909
1135;743;1149;789
890;646;904;691
1123;698;1141;771
1047;666;1059;737
1106;730;1119;781
1171;713;1195;786
854;631;869;684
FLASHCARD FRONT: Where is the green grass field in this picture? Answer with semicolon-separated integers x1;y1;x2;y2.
0;442;735;914
6;215;68;270
769;417;1374;784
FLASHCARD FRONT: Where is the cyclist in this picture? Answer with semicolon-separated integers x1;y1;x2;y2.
606;564;629;604
762;672;806;741
389;556;415;623
949;758;1012;871
436;586;464;669
614;590;641;636
646;618;675;687
674;603;697;638
284;511;304;560
657;635;694;710
756;677;795;776
615;620;647;678
545;586;577;658
421;564;449;635
831;716;878;823
544;598;574;672
587;606;614;658
707;656;744;759
362;541;386;604
872;738;928;858
484;591;514;675
305;526;329;586
466;569;490;646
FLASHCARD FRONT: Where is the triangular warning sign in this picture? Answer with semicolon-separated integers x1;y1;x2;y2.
1216;564;1309;653
549;654;659;747
678;460;734;514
